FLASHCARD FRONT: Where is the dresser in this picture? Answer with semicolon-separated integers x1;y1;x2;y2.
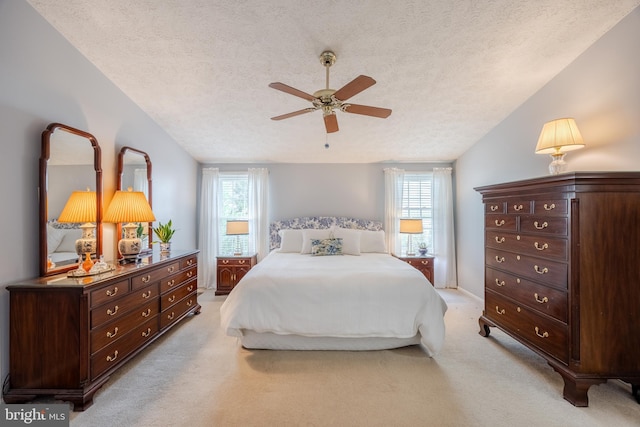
475;173;640;406
3;250;200;411
216;253;257;295
394;255;434;284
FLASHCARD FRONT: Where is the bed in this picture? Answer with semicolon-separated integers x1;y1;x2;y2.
219;217;448;355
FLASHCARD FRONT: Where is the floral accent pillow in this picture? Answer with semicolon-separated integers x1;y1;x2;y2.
310;238;343;256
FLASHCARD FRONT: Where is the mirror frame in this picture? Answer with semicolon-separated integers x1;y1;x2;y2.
40;123;103;276
117;146;153;250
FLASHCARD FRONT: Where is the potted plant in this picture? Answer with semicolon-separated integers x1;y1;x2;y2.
418;242;428;256
153;220;175;253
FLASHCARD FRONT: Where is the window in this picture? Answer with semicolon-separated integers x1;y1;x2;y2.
218;173;248;255
401;172;433;254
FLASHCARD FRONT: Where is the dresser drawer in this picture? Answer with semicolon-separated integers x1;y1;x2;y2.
217;257;253;267
486;267;568;322
486;231;568;260
532;198;568;216
90;279;130;308
485;202;505;214
161;279;197;310
519;215;568;236
486;248;567;287
506;201;531;214
160;266;197;293
131;262;180;290
485;291;568;363
91;317;158;380
485;215;517;231
160;294;198;329
91;283;159;328
180;255;197;269
90;297;159;354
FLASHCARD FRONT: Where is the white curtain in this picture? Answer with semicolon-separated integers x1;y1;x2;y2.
198;168;219;290
433;167;457;288
383;168;404;255
133;169;148;198
248;168;269;261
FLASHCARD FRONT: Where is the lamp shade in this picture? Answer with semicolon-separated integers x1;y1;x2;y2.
535;118;585;154
58;190;96;223
399;218;423;234
226;220;249;235
103;189;156;223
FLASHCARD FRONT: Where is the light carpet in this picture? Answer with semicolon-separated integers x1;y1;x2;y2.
66;289;639;426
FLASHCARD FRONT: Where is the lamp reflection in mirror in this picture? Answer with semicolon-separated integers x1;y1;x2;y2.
57;189;97;257
103;188;156;263
535;118;585;175
399;218;423;256
226;220;249;255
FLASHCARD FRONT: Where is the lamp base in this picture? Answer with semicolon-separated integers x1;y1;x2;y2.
548;153;567;175
118;223;142;262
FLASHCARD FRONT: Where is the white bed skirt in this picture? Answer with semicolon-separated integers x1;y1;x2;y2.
239;330;422;351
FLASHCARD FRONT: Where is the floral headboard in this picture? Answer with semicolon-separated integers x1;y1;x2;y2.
270;216;383;250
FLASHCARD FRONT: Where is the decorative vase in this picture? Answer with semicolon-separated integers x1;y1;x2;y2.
419;248;428;256
160;242;171;253
82;252;94;272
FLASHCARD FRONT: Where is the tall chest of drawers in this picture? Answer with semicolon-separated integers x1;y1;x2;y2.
3;250;200;411
475;173;640;406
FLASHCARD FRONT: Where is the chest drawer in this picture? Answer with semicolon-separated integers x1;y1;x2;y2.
161;278;197;310
532;198;568;216
91;283;159;328
485;291;568;363
160;294;198;329
486;248;567;287
486;231;568;260
519;215;568;236
486;267;567;322
90;279;130;308
180;255;197;269
131;262;181;290
485;215;517;231
160;266;197;293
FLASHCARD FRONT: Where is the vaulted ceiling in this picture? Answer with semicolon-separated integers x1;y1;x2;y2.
27;1;639;163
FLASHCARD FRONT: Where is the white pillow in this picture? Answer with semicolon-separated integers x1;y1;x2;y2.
360;230;387;253
332;227;362;255
278;229;304;252
56;228;82;253
301;228;333;254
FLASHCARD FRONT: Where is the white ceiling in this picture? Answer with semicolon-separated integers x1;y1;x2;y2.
27;1;639;164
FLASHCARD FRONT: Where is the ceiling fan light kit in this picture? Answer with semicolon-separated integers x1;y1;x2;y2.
269;50;392;133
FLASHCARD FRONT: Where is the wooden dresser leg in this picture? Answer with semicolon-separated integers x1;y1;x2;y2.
550;365;605;407
478;314;494;337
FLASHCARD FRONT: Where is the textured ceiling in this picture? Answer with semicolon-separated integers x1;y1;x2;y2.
27;1;639;164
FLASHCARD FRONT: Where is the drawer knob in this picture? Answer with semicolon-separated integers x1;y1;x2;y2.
142;290;152;299
107;306;119;316
533;221;548;230
495;279;505;287
494;219;505;227
494;236;505;244
141;274;151;283
141;308;152;317
141;328;152;338
534;327;549;338
106;287;118;297
534;242;548;251
495;306;505;315
534;293;549;304
534;265;549;275
543;203;556;211
106;327;118;338
106;350;119;362
495;256;505;263
490;205;499;212
513;204;523;211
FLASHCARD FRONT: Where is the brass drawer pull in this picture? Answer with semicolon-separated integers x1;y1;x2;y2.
490;205;499;212
513;204;523;211
495;279;505;287
141;308;152;317
187;285;194;292
106;287;118;297
167;266;175;273
495;256;505;263
222;259;229;264
534;265;549;275
141;328;152;338
238;260;245;264
533;221;548;230
187;271;193;278
107;327;119;338
187;259;194;265
494;219;505;227
142;290;152;299
106;350;119;362
420;260;429;265
187;299;193;307
167;312;175;321
495;306;505;315
534;242;548;251
168;295;176;303
543;203;555;211
534;327;549;338
534;293;549;304
107;306;119;316
494;236;505;243
167;279;175;287
141;274;151;283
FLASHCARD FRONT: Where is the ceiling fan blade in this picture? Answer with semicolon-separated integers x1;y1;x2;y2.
343;103;392;118
269;82;316;102
324;114;339;133
271;108;315;121
333;75;376;101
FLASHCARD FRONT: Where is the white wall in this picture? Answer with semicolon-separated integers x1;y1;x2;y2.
0;1;199;391
455;7;640;298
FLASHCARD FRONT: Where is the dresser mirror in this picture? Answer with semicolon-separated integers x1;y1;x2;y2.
40;123;103;276
117;146;153;250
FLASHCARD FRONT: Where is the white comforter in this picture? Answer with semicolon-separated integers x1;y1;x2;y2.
220;252;448;356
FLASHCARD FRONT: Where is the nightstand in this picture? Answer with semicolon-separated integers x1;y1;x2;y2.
216;253;257;295
395;254;434;285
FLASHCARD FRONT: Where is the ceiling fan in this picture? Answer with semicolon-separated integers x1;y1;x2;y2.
269;50;392;133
